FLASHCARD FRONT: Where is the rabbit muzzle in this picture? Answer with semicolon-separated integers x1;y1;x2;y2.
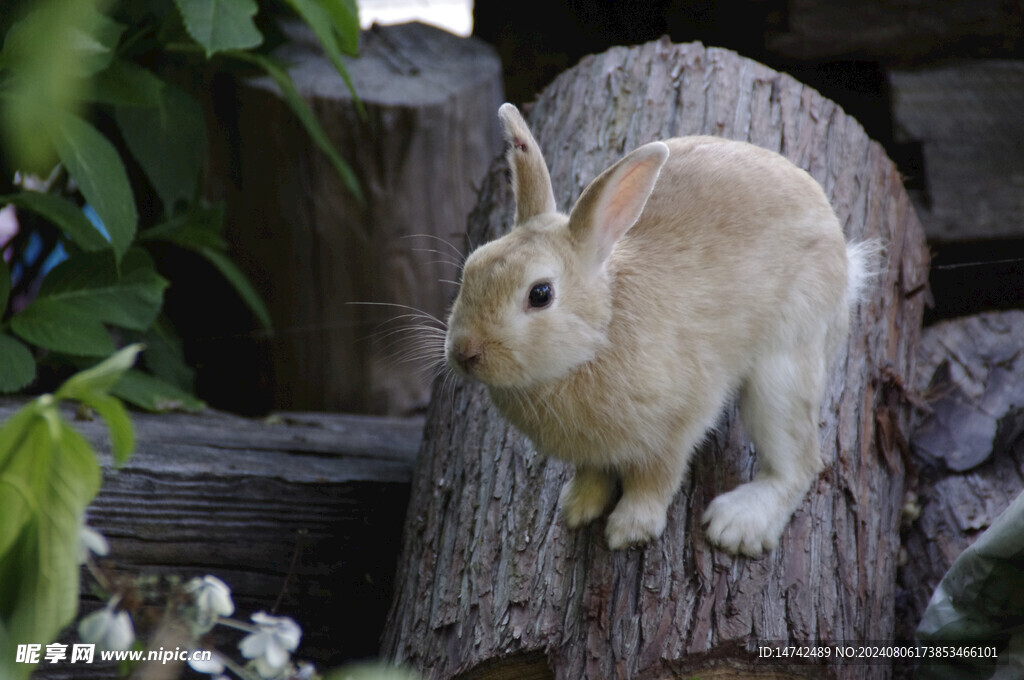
449;335;484;376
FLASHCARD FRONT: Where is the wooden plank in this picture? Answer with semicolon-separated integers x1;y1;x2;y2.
767;0;1023;61
3;401;423;678
890;61;1024;241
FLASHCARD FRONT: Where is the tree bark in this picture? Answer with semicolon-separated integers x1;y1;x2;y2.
217;21;503;415
382;39;929;679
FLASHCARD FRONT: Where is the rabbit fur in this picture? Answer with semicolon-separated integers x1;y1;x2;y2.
445;103;874;555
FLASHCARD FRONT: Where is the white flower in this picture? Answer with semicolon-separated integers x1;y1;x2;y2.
78;604;134;651
293;662;316;680
185;575;235;632
78;521;109;563
187;654;225;675
238;612;302;679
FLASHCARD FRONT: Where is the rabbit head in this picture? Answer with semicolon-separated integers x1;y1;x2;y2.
445;104;668;389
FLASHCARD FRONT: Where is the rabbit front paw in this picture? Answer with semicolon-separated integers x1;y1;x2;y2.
605;499;667;550
702;481;793;557
560;469;615;528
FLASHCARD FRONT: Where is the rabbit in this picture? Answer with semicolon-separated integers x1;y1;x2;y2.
444;103;876;555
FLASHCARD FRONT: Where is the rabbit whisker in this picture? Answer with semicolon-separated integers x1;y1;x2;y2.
346;301;448;328
401;233;467;263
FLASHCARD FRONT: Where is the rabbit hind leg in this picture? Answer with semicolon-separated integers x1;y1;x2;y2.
702;342;827;557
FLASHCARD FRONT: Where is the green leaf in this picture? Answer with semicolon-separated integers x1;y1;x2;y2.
89;60;166;108
0;415;99;664
51;112;137;259
68;3;126;77
36;249;167;331
0;422;55;593
142;206;271;330
315;0;360;54
68;5;126;77
140;204;226;250
0;0;127;176
0;403;43;557
283;0;362;109
228;50;365;210
56;343;143;402
137;316;195;392
0;0;125;79
0;334;36;393
196;246;272;331
112;369;205;413
40;346;139;469
918;488;1024;675
115;79;207;214
9;250;168;356
0;192;111;252
82;394;134;465
324;664;422;680
172;0;263;57
10;302;115;357
0;398;100;669
0;361;133;678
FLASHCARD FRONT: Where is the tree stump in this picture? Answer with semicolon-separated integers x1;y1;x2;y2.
381;39;930;680
216;22;503;415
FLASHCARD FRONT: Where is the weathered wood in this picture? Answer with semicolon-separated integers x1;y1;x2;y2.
216;21;503;415
889;61;1024;242
766;0;1023;62
382;39;930;680
898;311;1024;640
6;400;423;678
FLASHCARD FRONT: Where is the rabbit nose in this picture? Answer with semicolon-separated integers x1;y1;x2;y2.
452;337;483;372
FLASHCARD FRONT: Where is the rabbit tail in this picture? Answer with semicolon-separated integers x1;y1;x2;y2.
824;239;883;360
844;239;884;310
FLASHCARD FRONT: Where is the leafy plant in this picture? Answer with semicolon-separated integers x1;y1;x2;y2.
0;0;361;407
0;345;139;680
916;488;1024;679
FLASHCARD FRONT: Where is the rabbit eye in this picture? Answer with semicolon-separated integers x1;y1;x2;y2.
528;282;554;309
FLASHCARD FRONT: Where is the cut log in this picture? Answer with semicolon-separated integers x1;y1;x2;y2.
898;311;1024;640
382;39;930;679
6;400;423;679
212;21;504;415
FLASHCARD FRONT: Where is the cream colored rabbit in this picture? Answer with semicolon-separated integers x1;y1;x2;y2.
445;103;875;555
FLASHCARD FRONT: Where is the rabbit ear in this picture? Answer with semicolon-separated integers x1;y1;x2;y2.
568;141;669;266
499;103;557;222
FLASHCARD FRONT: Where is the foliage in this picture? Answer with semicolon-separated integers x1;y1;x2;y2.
0;0;361;407
0;345;139;680
323;664;424;680
916;488;1024;678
